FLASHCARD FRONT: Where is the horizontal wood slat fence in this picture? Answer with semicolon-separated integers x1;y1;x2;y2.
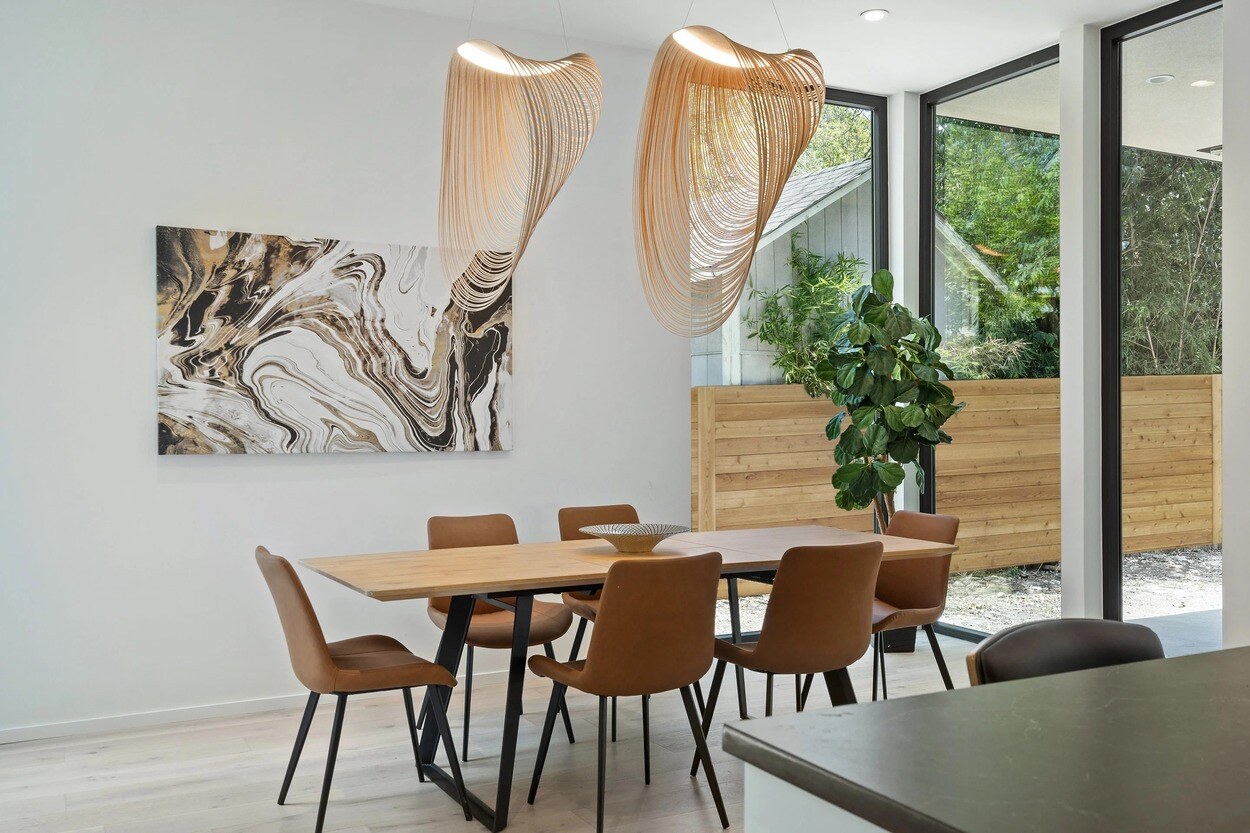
692;375;1222;573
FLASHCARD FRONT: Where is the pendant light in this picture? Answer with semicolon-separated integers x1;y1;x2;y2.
439;17;603;312
634;24;823;337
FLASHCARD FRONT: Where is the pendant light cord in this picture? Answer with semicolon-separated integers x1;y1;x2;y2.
769;0;790;50
466;0;477;38
556;0;569;52
682;0;695;27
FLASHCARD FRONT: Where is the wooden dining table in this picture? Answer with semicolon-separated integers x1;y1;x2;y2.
301;524;956;832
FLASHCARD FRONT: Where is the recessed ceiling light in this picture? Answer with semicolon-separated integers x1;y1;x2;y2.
1146;74;1175;85
1191;79;1216;88
860;9;889;22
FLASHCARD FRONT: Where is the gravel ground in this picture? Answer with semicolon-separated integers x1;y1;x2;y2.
715;545;1222;636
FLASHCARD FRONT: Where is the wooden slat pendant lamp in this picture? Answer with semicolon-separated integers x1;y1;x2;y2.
439;39;603;312
634;26;823;336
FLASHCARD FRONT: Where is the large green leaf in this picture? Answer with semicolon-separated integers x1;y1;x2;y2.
900;403;926;428
832;461;866;489
884;307;913;342
863;424;889;456
882;405;906;432
847;321;873;346
888;435;920;464
873;460;906;489
871;269;894;298
866;346;897;376
825;412;845;440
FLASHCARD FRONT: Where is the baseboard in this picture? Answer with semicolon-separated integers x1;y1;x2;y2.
0;667;508;745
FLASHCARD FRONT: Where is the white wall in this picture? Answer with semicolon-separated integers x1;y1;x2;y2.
1222;0;1249;648
0;0;688;738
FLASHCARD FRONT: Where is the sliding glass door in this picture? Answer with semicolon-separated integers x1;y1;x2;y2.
1103;2;1223;654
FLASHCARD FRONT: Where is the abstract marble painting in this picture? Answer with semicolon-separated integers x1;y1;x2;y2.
156;226;512;454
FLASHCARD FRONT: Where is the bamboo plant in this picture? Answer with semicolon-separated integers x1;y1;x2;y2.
816;269;964;530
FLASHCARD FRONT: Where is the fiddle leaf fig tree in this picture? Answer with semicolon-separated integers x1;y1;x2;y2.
816;269;965;529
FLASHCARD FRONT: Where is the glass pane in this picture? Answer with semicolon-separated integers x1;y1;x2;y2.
692;101;874;389
1119;9;1223;655
931;64;1061;634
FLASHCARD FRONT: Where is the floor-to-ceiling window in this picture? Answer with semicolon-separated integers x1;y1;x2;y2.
921;51;1061;637
1104;2;1223;655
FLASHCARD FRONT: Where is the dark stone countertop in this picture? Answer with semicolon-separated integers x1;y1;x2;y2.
723;646;1250;833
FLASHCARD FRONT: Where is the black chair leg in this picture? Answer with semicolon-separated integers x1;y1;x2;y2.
694;679;706;715
314;694;347;833
824;668;857;707
611;696;617;742
924;624;956;690
799;673;814;711
879;638;889;701
680;686;730;829
278;691;319;805
527;682;568;805
543;642;577;744
402;688;423;781
690;659;725;777
596;696;608;833
765;673;774;717
794;675;802;712
727;579;749;719
642;694;651;785
427;687;472;821
462;645;473;761
872;634;880;702
569;616;588;662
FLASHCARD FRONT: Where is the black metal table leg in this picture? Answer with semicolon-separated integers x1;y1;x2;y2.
726;578;749;719
492;594;534;832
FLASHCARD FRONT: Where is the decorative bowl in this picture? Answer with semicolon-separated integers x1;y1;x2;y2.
580;523;691;553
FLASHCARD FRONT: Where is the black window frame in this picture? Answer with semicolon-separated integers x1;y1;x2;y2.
1100;0;1223;621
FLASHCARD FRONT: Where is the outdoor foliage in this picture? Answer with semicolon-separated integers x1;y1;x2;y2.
792;104;872;174
935;117;1060;379
744;245;866;397
936;117;1223;380
816;269;965;527
1121;147;1223;375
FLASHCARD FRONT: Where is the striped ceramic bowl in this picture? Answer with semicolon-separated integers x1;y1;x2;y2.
579;523;691;553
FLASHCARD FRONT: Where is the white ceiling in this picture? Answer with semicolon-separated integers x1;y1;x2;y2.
938;8;1222;160
362;0;1170;93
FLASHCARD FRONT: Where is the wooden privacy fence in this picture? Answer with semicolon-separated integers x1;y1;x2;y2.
691;375;1222;573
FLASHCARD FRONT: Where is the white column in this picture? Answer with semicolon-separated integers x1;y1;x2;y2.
889;91;922;511
1223;3;1250;647
1058;24;1103;617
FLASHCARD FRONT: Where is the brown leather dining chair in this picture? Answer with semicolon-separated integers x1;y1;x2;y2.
425;513;575;760
867;510;960;701
967;618;1165;685
557;503;640;743
527;552;729;833
255;547;469;833
695;542;881;774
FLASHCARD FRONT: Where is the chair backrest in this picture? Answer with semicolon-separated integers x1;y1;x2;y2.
558;504;640;541
750;543;883;674
578;552;723;697
255;547;337;693
966;618;1165;686
427;513;519;615
876;510;960;614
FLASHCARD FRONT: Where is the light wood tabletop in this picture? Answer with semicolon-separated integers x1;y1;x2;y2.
299;524;956;601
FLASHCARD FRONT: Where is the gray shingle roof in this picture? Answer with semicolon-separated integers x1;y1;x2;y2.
763;157;872;239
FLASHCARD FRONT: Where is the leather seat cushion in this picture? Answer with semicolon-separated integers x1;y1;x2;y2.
428;600;574;649
561;591;600;621
872;598;944;633
326;634;456;693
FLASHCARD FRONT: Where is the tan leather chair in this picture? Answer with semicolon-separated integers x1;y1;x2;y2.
557;503;640;742
967;618;1164;685
255;547;469;833
527;552;728;833
871;510;960;700
695;543;881;775
425;513;575;760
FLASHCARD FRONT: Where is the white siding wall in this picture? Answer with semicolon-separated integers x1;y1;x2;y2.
692;178;875;385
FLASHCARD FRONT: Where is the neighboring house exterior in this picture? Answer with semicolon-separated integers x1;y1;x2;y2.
691;158;1004;386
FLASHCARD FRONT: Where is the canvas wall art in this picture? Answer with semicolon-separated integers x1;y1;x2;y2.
156;226;512;454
